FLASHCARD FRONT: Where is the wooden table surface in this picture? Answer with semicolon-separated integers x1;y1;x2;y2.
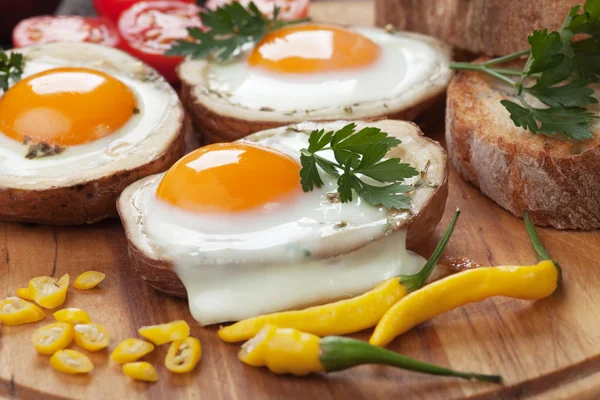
2;2;600;399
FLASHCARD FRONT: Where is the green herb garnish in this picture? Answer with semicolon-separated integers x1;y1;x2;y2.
299;123;419;209
450;0;600;140
167;2;310;61
0;49;23;92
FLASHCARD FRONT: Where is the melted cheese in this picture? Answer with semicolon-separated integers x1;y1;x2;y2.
175;230;424;325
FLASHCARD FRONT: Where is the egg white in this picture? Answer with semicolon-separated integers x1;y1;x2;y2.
0;42;182;190
205;26;449;112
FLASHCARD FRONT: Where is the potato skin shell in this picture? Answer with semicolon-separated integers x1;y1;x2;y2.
0;121;189;226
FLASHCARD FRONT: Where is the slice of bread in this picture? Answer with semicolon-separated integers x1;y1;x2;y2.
117;120;449;298
375;0;579;56
446;64;600;230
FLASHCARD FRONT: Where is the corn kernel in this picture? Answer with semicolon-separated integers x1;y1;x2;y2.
50;349;93;374
110;338;155;364
0;297;45;326
74;323;110;351
29;274;69;309
32;322;74;355
138;320;189;345
53;308;92;325
122;362;159;382
165;337;201;373
73;271;105;290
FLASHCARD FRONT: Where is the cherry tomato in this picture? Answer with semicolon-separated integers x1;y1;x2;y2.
94;0;195;23
13;16;120;48
205;0;310;20
118;1;202;82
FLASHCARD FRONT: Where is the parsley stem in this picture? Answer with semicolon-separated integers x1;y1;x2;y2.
483;50;531;66
450;62;517;87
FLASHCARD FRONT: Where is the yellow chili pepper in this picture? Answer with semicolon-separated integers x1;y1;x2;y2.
165;337;202;373
32;322;74;355
110;338;155;364
239;325;501;382
29;274;69;309
0;297;45;326
370;210;561;347
16;287;33;301
73;271;105;290
74;323;110;351
219;211;461;343
50;349;94;374
123;362;159;382
138;320;190;345
53;308;92;325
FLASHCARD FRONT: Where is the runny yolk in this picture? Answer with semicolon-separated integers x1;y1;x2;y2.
0;67;136;146
156;143;302;213
247;24;381;74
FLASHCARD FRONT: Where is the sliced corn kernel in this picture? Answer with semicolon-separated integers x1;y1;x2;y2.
50;349;93;374
32;322;74;355
74;323;110;351
123;362;159;382
165;337;201;373
28;274;69;309
110;338;155;364
53;308;92;325
73;271;105;290
0;297;45;326
138;320;190;345
16;287;33;301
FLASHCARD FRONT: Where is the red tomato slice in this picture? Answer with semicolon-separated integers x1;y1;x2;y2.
94;0;195;23
205;0;310;20
118;1;202;82
13;16;120;48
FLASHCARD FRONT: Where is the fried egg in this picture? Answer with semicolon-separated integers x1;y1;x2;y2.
0;42;183;190
118;120;448;325
178;25;452;126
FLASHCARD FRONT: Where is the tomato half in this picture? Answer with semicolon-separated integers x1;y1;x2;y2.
205;0;310;20
118;1;202;82
94;0;195;23
13;16;120;48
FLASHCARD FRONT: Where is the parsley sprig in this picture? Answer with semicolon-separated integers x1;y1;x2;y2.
300;123;419;209
167;2;310;61
0;49;23;92
450;0;600;140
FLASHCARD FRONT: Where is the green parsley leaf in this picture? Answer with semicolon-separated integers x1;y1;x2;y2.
167;1;309;61
449;0;600;141
0;50;24;92
299;124;420;209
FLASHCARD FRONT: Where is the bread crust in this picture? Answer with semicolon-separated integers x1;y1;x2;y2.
0;121;188;226
375;0;580;56
446;67;600;230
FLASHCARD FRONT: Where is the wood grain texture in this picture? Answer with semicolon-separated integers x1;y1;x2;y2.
2;2;600;399
374;0;579;56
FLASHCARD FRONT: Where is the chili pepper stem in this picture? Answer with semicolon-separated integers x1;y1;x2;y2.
523;210;562;282
399;209;460;293
319;336;502;383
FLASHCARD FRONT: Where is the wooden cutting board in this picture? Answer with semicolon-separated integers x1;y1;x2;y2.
2;2;600;399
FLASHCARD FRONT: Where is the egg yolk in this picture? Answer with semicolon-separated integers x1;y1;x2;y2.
156;143;302;213
247;24;381;74
0;67;136;146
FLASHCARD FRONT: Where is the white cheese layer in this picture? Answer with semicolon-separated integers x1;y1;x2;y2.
175;230;425;325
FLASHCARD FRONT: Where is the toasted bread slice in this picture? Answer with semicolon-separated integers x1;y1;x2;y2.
446;66;600;230
178;28;452;144
375;0;578;56
118;120;448;298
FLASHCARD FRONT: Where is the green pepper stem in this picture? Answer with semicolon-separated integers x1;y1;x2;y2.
319;336;502;383
523;210;562;282
399;209;461;293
